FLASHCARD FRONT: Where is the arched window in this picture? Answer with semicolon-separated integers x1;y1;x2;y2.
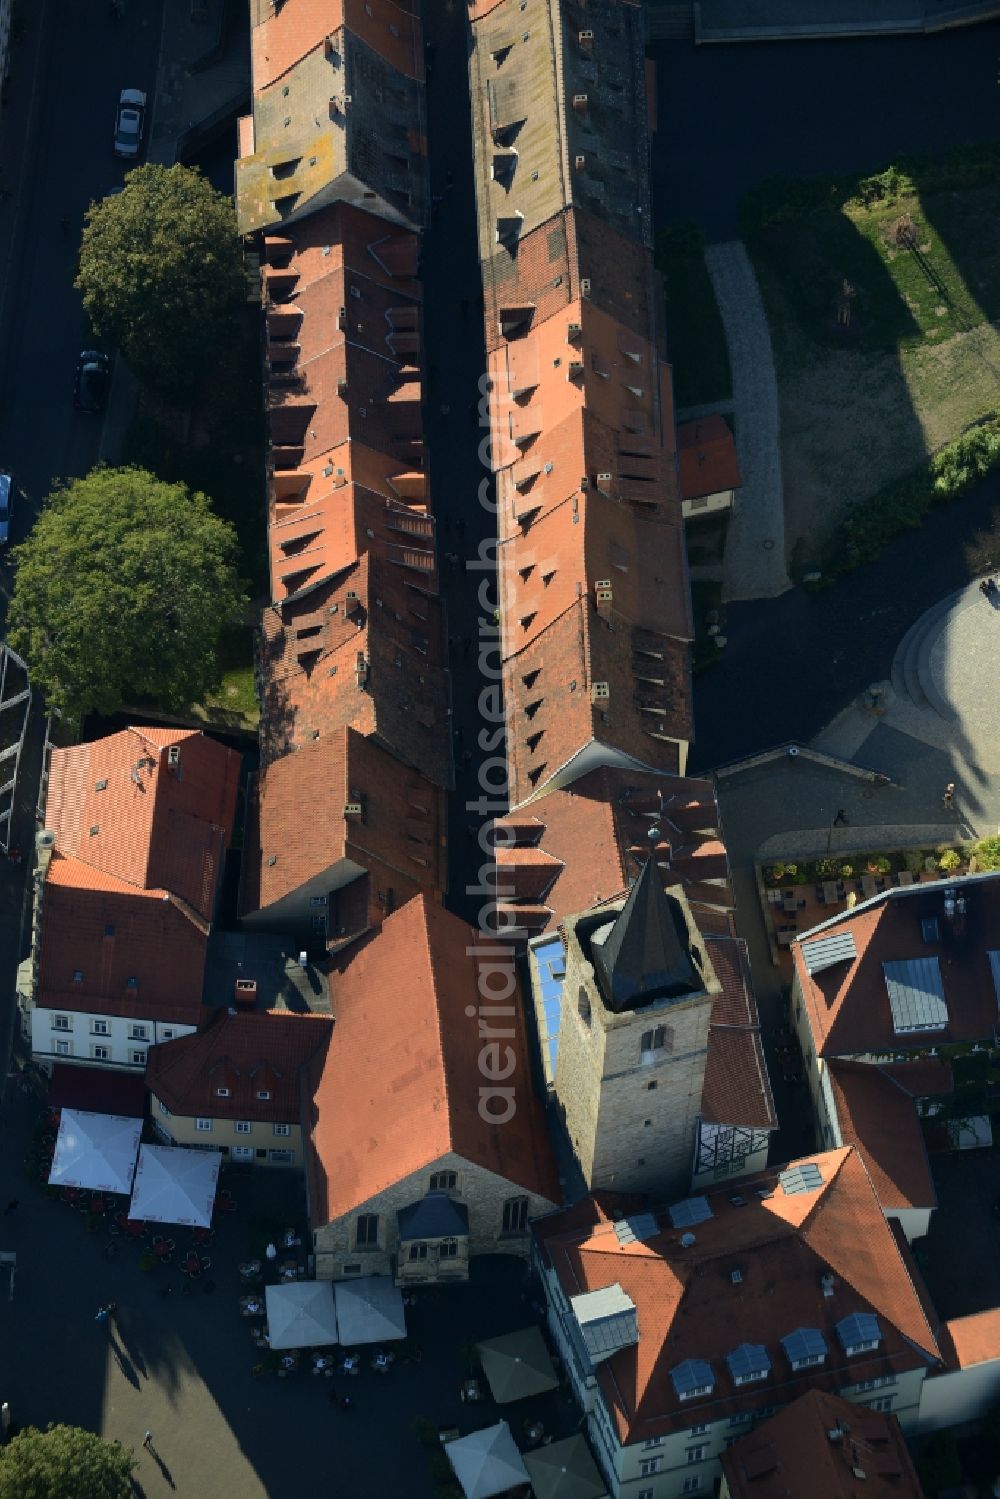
578;988;592;1027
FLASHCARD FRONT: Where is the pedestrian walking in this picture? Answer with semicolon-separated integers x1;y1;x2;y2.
832;809;848;827
143;1430;153;1450
3;1199;18;1216
943;782;956;809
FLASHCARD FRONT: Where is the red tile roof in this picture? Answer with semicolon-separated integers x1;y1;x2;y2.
258;554;449;788
535;1147;940;1445
39;854;209;1023
940;1308;1000;1369
251;0;422;92
494;768;731;937
794;878;1000;1058
827;1062;936;1212
241;724;446;917
677;415;742;501
146;1010;333;1124
721;1390;926;1499
702;936;777;1131
45;727;240;920
305;896;560;1224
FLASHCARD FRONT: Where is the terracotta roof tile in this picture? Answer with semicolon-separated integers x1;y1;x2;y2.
794;878;1000;1058
722;1390;925;1499
39;854;208;1025
259;555;450;787
941;1308;1000;1369
146;1010;333;1124
827;1062;936;1212
45;728;240;920
535;1147;940;1445
677;414;742;501
304;897;560;1223
242;725;446;915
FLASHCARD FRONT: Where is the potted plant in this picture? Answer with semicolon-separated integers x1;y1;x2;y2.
938;848;962;873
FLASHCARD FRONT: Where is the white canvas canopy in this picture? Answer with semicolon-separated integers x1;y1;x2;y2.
334;1275;406;1345
445;1422;530;1499
128;1143;221;1228
48;1109;142;1195
265;1281;339;1350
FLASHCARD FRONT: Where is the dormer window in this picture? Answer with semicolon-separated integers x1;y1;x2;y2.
836;1313;881;1356
257;1090;271;1101
216;1087;230;1099
726;1344;770;1385
781;1328;827;1370
670;1360;714;1401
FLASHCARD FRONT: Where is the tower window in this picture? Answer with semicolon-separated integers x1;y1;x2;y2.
640;1025;672;1062
578;988;591;1027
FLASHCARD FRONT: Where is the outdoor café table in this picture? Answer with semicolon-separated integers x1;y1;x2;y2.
371;1351;394;1373
312;1356;333;1376
279;1264;299;1282
240;1298;265;1317
181;1252;202;1277
338;1354;360;1376
460;1379;482;1402
239;1261;262;1279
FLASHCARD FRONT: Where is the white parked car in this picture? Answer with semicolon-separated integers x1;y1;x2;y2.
114;88;147;160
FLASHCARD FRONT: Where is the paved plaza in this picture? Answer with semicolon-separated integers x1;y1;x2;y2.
0;1081;567;1499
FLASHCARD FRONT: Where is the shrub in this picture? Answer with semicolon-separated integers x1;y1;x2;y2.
782;864;799;880
924;856;939;873
938;849;962;872
768;864;786;883
974;836;1000;871
815;857;837;878
903;849;925;874
866;855;892;875
839;864;854;878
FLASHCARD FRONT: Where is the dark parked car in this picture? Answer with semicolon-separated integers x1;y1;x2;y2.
74;351;111;413
0;472;12;544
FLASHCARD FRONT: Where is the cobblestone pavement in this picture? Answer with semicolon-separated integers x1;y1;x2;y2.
704;242;791;603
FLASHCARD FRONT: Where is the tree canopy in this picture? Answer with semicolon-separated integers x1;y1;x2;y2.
8;466;248;723
0;1424;135;1499
75;164;245;401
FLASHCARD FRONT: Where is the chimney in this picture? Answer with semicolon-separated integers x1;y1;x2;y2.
234;978;257;1006
578;28;594;48
572;94;588;112
595;579;613;620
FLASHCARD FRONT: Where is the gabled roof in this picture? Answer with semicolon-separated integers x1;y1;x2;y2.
241;725;446;916
534;1147;940;1445
38;854;209;1023
250;0;423;92
146;1009;332;1124
793;877;1000;1058
826;1061;936;1213
494;767;732;937
258;554;449;788
304;897;560;1225
721;1389;925;1499
677;415;742;501
45;727;240;920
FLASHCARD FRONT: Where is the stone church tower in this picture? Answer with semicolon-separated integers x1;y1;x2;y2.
554;857;722;1200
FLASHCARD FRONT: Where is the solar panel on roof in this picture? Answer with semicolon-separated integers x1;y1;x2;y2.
614;1212;658;1245
778;1162;824;1195
668;1195;713;1229
670;1359;713;1397
726;1343;770;1381
801;931;857;975
883;957;948;1034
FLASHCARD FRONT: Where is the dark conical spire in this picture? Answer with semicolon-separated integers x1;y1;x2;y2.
591;856;702;1013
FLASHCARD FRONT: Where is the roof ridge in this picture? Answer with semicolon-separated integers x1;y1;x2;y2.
418;899;455;1152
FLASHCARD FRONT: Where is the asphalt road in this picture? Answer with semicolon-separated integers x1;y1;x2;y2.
0;0;165;602
651;22;1000;239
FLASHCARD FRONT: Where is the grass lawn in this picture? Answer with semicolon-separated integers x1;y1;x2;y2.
656;223;732;409
743;154;1000;564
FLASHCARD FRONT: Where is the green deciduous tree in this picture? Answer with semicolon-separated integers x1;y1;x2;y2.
0;1423;135;1499
8;466;248;723
75;164;245;402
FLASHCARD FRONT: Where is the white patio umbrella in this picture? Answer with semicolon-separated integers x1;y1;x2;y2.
265;1281;339;1350
477;1326;559;1403
128;1143;221;1228
334;1275;407;1345
445;1421;530;1499
523;1436;607;1499
48;1109;142;1195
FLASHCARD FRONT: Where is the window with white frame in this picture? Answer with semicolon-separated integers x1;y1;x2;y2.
868;1397;894;1412
309;895;327;907
439;1239;458;1258
639;1024;672;1063
257;1090;270;1101
128;1024;148;1040
637;1491;654;1499
196;1118;213;1132
130;1050;146;1066
52;1014;71;1031
216;1086;230;1098
55;1040;71;1056
273;1123;291;1137
642;1437;664;1449
162;1029;174;1040
92;1019;109;1036
683;1479;703;1494
430;1171;457;1191
91;1045;110;1061
689;1424;709;1436
686;1446;706;1464
501;1196;528;1235
729;1413;752;1427
409;1243;428;1261
639;1457;662;1476
355;1214;379;1249
235;1121;252;1135
232;1145;253;1161
269;1150;293;1164
849;1376;895;1395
